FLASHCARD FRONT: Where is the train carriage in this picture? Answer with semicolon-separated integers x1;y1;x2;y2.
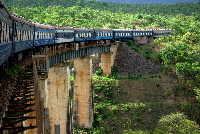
34;23;55;46
113;29;133;40
94;28;113;40
153;29;171;37
133;29;153;37
55;26;75;43
0;0;13;66
74;28;94;42
12;14;35;53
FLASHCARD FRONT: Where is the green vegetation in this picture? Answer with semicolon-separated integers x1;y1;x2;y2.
154;112;200;134
5;0;200;133
5;0;200;16
7;64;24;79
74;71;200;133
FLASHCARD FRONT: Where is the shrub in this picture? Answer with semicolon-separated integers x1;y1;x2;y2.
7;64;24;78
111;66;117;76
95;69;103;76
95;103;105;113
145;48;152;54
127;40;133;47
122;129;150;134
154;112;200;134
132;46;139;52
110;105;119;113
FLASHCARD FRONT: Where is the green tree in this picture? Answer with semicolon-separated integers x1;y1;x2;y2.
154;112;200;134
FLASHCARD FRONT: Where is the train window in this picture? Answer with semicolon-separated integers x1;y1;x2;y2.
39;32;41;39
37;32;39;39
0;21;1;43
20;30;22;40
55;33;58;39
64;33;67;38
23;31;25;40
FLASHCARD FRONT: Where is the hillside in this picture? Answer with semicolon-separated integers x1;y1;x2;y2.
5;0;200;15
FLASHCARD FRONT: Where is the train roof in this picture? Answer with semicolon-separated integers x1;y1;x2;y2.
33;22;55;29
74;27;94;31
113;29;133;31
12;14;34;26
94;28;113;31
55;26;74;30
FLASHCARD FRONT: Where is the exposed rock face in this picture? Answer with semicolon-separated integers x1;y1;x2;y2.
113;44;163;75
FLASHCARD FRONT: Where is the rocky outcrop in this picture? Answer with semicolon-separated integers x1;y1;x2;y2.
113;44;163;75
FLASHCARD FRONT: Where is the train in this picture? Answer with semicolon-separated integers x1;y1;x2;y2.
0;0;171;67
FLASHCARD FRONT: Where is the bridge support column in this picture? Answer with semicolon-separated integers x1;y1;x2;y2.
38;72;48;108
47;63;72;134
101;52;112;75
38;72;48;134
110;44;119;67
73;57;93;128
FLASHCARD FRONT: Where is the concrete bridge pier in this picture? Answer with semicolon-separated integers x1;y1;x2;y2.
73;57;94;128
101;44;119;75
101;52;112;75
46;63;72;134
134;36;154;44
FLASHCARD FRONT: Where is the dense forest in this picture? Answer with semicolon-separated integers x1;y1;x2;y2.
5;0;200;15
4;0;200;133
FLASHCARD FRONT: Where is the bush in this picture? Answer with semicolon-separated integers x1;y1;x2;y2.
127;40;133;47
154;112;200;134
132;46;139;52
111;66;117;76
122;129;150;134
145;48;152;54
110;105;119;113
95;103;106;113
95;69;103;76
7;64;24;78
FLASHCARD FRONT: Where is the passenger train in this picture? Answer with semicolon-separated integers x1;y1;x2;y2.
0;0;171;66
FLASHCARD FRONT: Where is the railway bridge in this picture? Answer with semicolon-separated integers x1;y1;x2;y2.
0;0;171;133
